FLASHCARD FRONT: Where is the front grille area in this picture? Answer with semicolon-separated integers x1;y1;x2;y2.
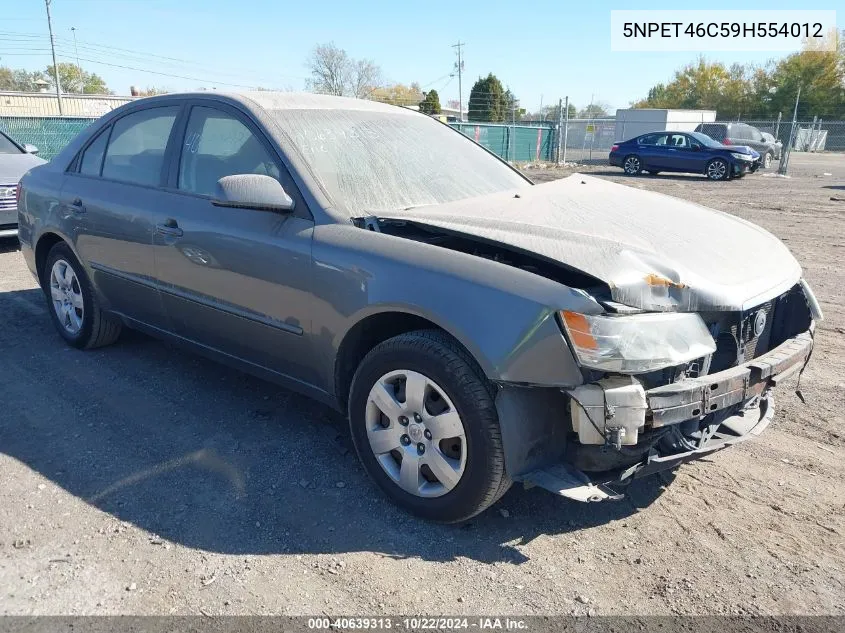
707;284;811;374
0;184;17;210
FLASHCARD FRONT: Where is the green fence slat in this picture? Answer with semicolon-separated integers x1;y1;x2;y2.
0;116;98;160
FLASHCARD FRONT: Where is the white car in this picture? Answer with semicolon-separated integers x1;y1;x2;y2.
0;129;46;238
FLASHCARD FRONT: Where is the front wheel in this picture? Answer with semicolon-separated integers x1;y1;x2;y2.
763;152;773;169
348;330;510;523
706;159;730;181
623;155;641;175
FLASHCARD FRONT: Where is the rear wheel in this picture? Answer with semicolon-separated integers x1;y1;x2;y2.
706;159;730;181
43;242;122;349
348;329;509;523
623;155;641;175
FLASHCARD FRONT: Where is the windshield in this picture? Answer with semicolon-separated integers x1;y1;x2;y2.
689;132;724;148
0;132;24;155
269;109;530;216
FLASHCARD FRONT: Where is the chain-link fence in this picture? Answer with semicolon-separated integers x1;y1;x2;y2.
2;112;843;166
556;117;845;165
0;116;97;160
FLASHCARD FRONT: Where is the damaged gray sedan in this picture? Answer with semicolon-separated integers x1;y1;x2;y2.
18;92;821;522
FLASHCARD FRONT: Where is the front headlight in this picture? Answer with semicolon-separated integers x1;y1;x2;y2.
731;152;753;161
559;311;717;374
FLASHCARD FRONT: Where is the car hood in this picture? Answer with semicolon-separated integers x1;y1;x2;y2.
377;174;801;312
0;153;46;184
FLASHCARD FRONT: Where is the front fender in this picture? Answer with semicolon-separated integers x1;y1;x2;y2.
312;223;600;396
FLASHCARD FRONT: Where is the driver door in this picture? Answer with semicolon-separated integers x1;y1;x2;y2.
150;102;319;387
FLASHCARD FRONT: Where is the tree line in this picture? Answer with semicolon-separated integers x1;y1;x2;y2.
0;63;110;95
633;31;844;118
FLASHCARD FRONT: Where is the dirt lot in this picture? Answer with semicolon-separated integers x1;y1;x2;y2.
1;153;843;617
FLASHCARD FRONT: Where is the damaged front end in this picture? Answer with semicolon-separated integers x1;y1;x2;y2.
501;281;820;503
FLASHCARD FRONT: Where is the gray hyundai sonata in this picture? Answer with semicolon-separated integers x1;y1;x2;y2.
17;92;821;522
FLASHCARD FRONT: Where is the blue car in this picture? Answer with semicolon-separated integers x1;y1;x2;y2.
609;131;760;181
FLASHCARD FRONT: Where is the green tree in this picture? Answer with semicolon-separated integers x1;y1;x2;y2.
468;73;506;122
133;86;168;96
0;67;45;92
45;63;109;94
370;82;423;106
418;89;441;115
578;102;610;118
632;32;845;118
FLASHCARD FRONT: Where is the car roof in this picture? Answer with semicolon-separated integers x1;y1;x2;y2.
135;90;416;116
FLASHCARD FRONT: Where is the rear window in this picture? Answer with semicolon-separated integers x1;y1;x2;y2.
79;127;110;177
696;124;726;140
101;107;178;187
0;131;23;155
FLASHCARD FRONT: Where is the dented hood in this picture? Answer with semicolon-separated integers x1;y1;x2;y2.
378;174;801;312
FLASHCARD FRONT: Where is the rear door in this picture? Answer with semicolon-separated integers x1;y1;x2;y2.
636;133;669;170
59;104;181;329
150;101;318;386
744;125;768;154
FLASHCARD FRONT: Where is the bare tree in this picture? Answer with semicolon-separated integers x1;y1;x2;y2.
306;43;350;96
350;58;382;98
305;43;382;98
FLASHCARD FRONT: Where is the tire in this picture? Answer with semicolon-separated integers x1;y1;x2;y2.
348;329;510;523
622;155;641;175
763;152;773;169
706;159;730;181
42;241;122;349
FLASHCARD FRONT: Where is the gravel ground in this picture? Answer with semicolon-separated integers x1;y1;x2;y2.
1;153;843;616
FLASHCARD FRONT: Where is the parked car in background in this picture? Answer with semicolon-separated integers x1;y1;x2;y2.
609;131;760;180
0;129;45;238
761;132;783;161
694;122;779;169
18;92;819;522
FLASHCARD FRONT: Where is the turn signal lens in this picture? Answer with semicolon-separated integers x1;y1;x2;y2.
561;311;598;350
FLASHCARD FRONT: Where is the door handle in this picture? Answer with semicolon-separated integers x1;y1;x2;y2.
69;198;86;214
155;220;183;238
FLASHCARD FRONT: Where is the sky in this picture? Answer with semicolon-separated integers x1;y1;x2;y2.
1;0;841;113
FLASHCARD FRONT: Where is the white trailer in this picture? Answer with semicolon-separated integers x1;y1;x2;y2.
614;109;716;143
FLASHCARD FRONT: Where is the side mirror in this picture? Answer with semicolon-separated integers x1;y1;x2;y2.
23;143;39;155
691;144;701;151
212;174;294;213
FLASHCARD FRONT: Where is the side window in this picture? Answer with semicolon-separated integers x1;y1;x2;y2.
178;106;280;197
101;107;179;186
640;133;668;146
749;127;764;142
79;126;110;177
669;134;687;148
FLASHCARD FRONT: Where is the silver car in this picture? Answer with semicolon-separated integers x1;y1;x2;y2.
17;92;821;522
0;130;45;238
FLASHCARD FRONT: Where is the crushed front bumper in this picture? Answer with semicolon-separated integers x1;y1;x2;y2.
518;329;813;502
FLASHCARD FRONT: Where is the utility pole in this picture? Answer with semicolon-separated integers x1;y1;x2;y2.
556;98;563;164
779;86;800;176
70;26;81;92
451;41;465;122
44;0;63;114
562;96;569;165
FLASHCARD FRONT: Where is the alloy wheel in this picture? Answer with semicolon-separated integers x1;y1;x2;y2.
623;156;640;174
707;160;727;180
365;369;467;498
49;259;84;334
